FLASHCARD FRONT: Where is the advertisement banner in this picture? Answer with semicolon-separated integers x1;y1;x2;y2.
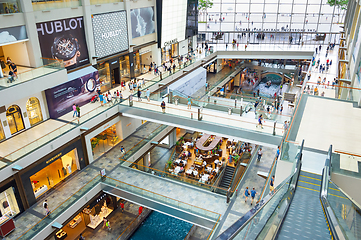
130;7;155;39
0;26;27;46
45;70;99;119
36;17;90;70
92;11;128;59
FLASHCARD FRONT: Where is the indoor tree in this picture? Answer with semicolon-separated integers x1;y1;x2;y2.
198;0;213;22
327;0;348;23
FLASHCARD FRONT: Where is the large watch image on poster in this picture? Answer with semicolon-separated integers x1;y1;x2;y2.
92;11;128;59
130;7;155;39
45;70;99;119
36;17;90;70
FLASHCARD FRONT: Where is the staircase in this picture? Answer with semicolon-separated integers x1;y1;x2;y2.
218;165;235;189
283;92;296;103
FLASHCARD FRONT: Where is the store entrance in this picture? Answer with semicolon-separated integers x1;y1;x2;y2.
30;148;80;199
6;105;24;135
111;68;120;87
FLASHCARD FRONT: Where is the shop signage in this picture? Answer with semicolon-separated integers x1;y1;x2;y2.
36;17;90;70
45;70;99;119
130;7;155;39
0;25;28;46
46;153;62;165
164;39;178;47
111;61;118;65
92;11;128;59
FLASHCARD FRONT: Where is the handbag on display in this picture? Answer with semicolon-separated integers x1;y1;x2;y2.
3;201;9;208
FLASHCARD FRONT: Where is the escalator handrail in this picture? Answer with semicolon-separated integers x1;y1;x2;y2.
215;140;304;240
320;145;360;240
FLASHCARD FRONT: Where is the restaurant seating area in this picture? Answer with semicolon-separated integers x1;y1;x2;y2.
166;132;250;185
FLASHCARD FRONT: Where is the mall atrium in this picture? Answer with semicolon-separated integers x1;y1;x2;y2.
0;0;360;239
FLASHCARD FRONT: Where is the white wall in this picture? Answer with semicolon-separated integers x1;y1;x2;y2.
331;173;361;206
169;67;207;96
178;39;188;56
2;42;30;66
115;116;142;140
0;91;48;139
274;160;294;187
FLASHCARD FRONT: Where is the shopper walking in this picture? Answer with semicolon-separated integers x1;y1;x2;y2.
120;202;125;213
250;188;257;205
244;187;250;203
72;104;77;117
161;101;166;113
257;114;264;129
257;147;263;161
269;176;275;195
107;92;113;105
76;105;80;117
43;200;50;216
79;234;85;240
99;93;104;106
187;96;192;109
137;88;142;101
120;146;125;154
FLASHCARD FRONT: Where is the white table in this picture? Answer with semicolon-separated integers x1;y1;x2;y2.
174;166;181;174
206;167;213;173
186;169;193;174
193;170;198;176
202;174;210;182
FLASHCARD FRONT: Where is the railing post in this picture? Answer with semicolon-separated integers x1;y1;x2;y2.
235;99;237;108
168;92;173;104
175;98;178;105
240;106;243;116
198;107;203;121
273;121;276;135
129;95;133;107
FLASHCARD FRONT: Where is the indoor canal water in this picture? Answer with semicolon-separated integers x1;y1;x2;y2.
253;74;283;97
129;211;193;240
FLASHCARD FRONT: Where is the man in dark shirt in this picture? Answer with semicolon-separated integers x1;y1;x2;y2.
10;63;17;77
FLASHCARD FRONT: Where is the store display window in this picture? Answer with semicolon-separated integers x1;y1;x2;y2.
97;62;111;93
119;55;130;82
83;194;114;229
55;194;115;239
161;43;179;63
26;97;43;127
0;187;20;217
134;51;141;77
30;148;80;198
91;124;122;160
6;105;24;135
0;122;5;142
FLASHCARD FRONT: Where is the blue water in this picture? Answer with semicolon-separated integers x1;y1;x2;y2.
130;211;193;240
253;74;282;97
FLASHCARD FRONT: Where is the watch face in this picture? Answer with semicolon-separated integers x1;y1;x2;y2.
51;35;79;61
86;78;96;92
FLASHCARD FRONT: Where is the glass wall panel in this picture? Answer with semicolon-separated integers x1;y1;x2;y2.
0;123;4;141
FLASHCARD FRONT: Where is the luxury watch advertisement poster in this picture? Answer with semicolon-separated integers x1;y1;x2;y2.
36;17;90;70
130;7;155;39
45;70;99;119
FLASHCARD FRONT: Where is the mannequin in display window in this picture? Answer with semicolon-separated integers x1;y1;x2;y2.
67;164;72;174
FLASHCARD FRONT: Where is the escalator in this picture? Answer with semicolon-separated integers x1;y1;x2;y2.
218;165;235;189
276;171;331;239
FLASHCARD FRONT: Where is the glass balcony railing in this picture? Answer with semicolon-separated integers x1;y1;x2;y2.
120;99;284;136
32;0;81;11
17;175;221;240
0;101;120;170
90;0;123;5
0;58;64;90
320;146;361;240
0;0;21;14
119;125;168;161
0;51;211;172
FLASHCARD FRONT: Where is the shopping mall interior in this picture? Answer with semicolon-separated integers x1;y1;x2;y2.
0;0;360;239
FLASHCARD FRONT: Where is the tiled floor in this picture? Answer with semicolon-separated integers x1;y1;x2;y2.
216;146;277;234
